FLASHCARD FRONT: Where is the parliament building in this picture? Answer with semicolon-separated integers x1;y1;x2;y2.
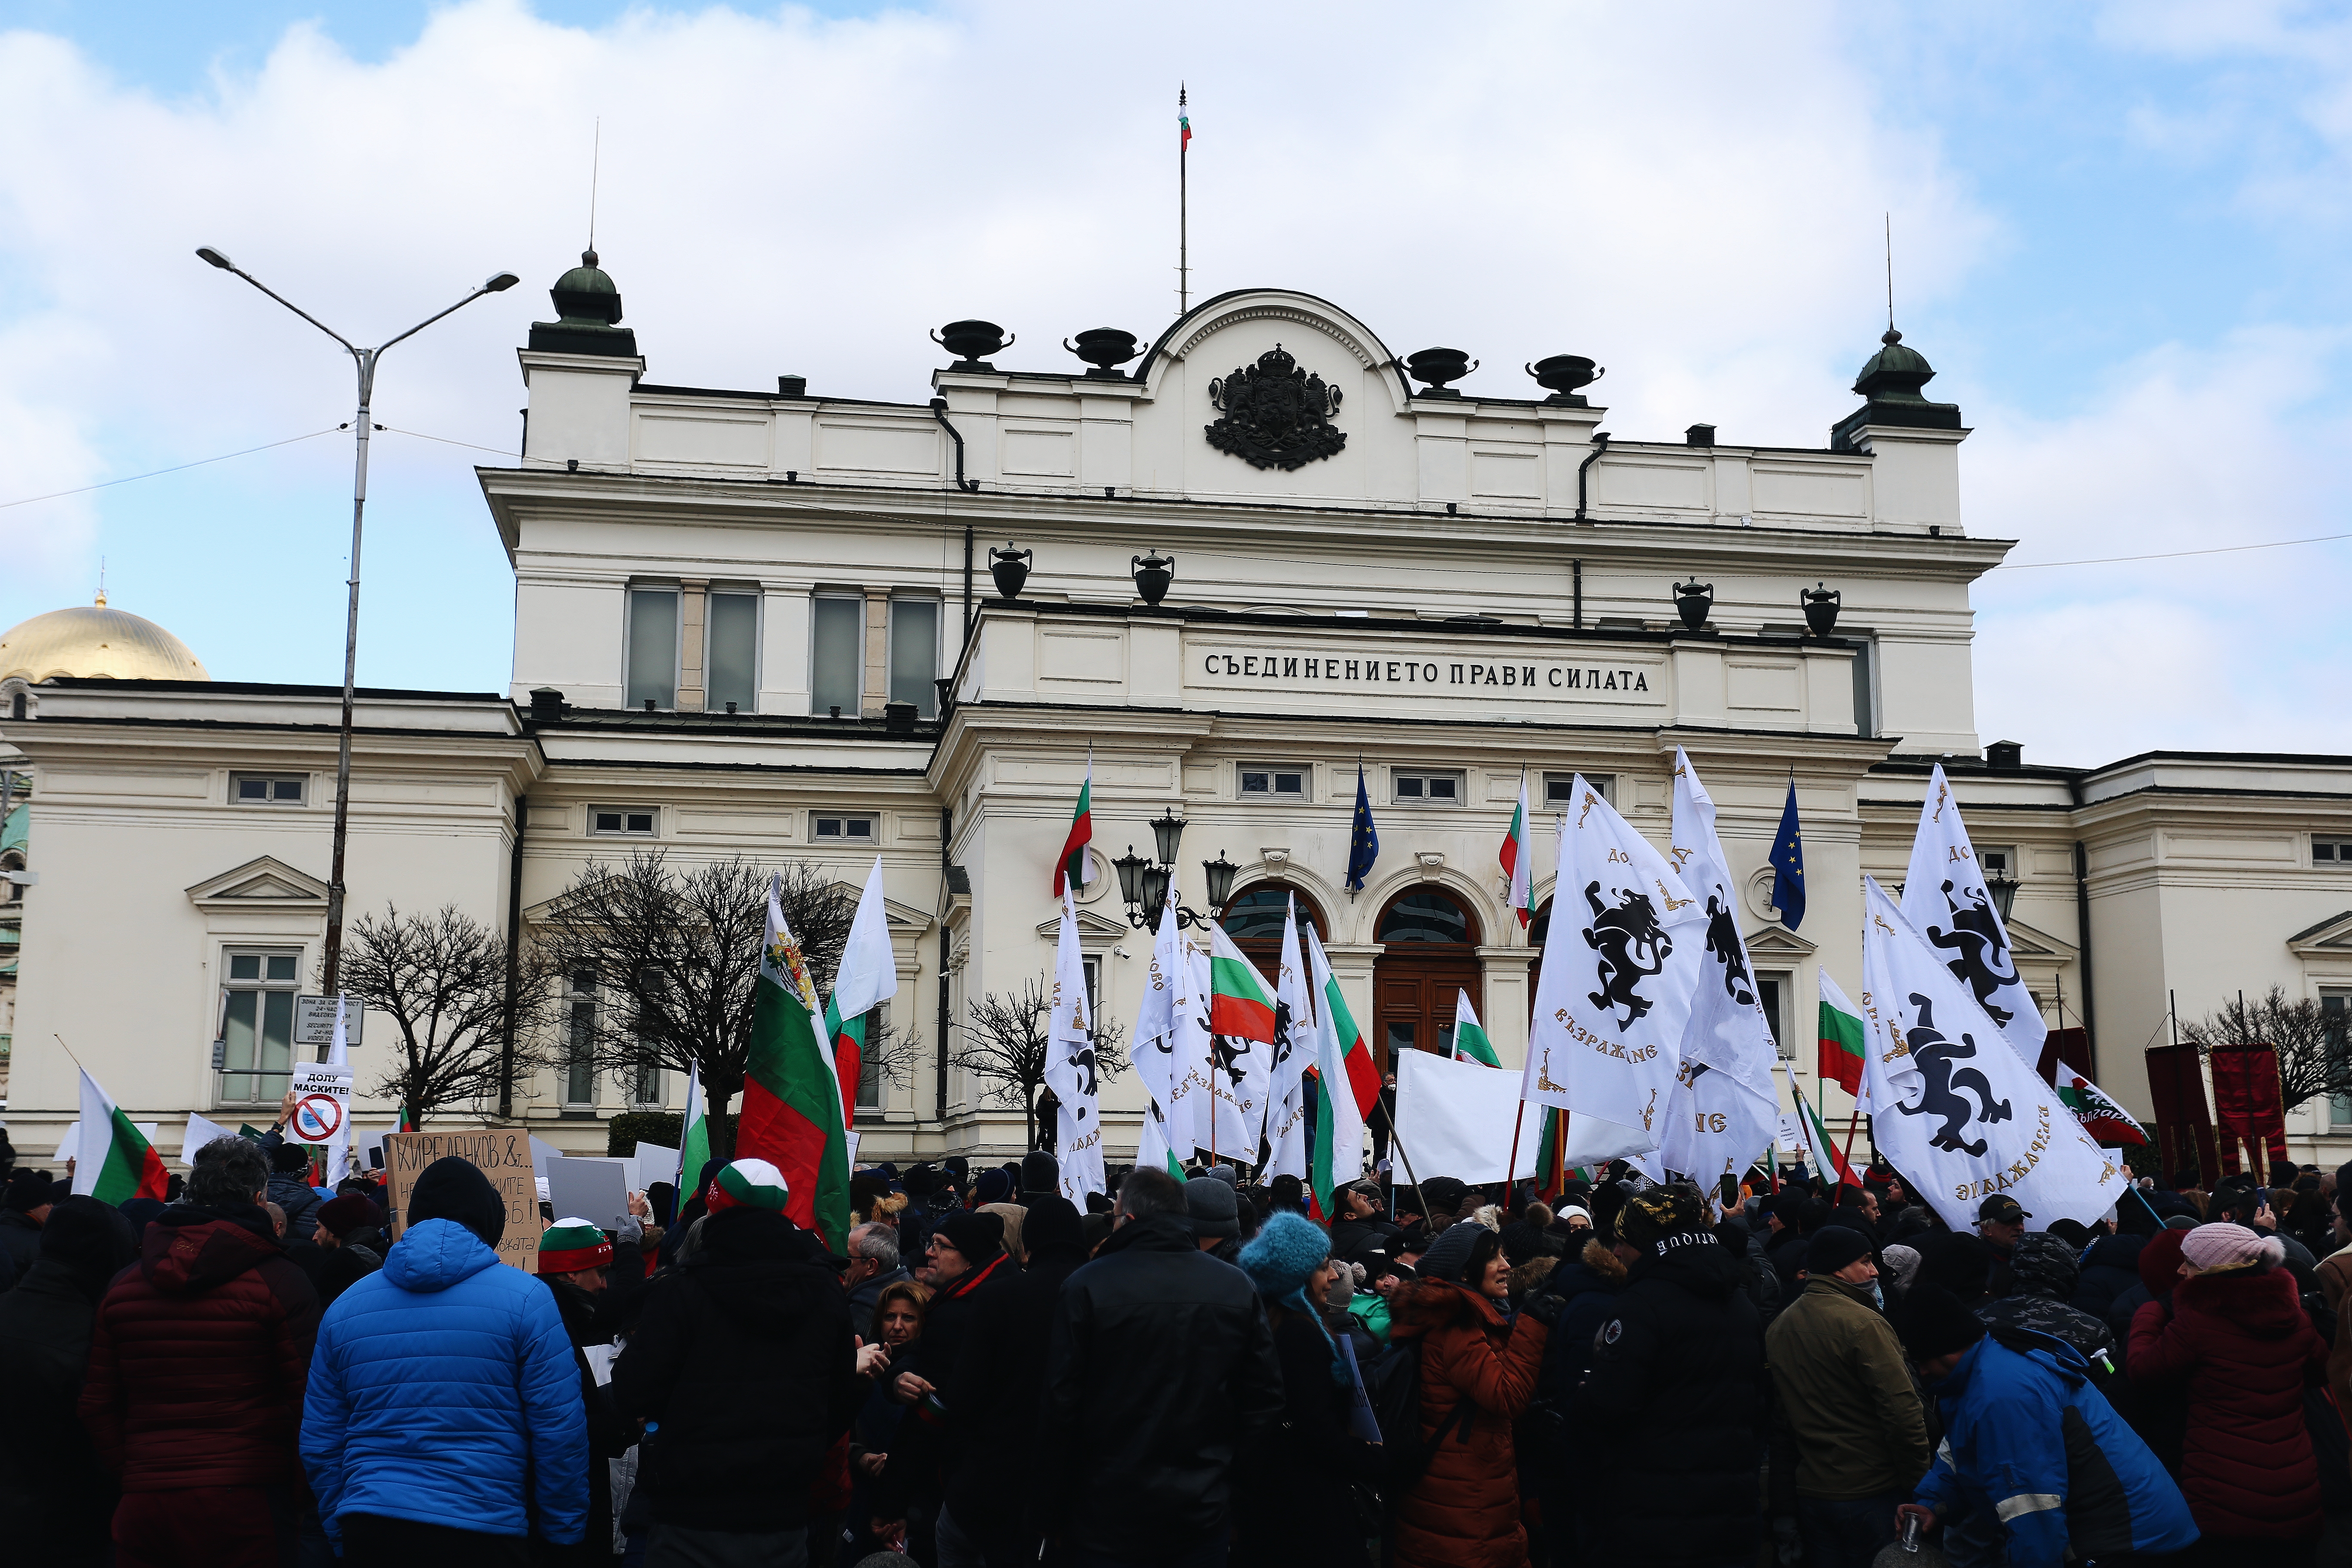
5;257;2349;1177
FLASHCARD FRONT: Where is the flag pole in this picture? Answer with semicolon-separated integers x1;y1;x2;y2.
1177;83;1189;315
1503;1096;1527;1200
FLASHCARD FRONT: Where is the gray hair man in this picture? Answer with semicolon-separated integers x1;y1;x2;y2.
845;1220;911;1321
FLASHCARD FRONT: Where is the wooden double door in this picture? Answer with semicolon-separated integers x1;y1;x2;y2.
1370;888;1484;1068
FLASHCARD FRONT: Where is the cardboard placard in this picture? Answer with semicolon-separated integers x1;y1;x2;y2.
384;1129;538;1273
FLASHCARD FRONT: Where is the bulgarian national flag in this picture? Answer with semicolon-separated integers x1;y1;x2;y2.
1795;1076;1861;1191
1817;968;1868;1100
1207;925;1278;1047
1053;756;1093;897
2058;1070;2150;1146
1451;989;1501;1067
1533;1107;1567;1203
680;1066;712;1188
1499;774;1533;928
76;1068;166;1206
1305;925;1369;1218
1307;925;1380;1118
735;875;851;1251
826;858;898;1130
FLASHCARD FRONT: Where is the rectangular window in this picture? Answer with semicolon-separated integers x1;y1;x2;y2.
706;591;759;715
231;774;306;805
813;814;877;842
589;808;657;837
1756;972;1793;1059
1978;845;2015;879
811;594;863;717
566;972;597;1107
2316;839;2352;864
219;950;300;1104
1239;764;1308;799
857;1004;886;1110
1543;773;1614;809
626;588;680;711
889;599;940;718
1393;770;1462;805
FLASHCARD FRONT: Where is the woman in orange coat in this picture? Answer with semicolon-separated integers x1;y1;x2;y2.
1386;1220;1554;1568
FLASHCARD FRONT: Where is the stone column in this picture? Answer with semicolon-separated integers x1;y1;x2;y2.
1476;945;1537;1067
676;579;707;712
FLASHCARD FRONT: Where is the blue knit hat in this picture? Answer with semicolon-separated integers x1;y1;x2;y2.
1238;1211;1331;1298
1237;1213;1344;1380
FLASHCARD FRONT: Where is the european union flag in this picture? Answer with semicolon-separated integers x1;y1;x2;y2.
1770;776;1805;929
1346;764;1379;893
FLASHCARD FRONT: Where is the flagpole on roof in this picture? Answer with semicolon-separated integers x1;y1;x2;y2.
1177;83;1190;316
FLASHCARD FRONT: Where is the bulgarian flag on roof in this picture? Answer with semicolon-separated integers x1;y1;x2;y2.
1499;773;1533;928
1053;754;1094;897
1817;968;1868;1101
734;876;851;1251
2057;1069;2150;1146
75;1067;166;1206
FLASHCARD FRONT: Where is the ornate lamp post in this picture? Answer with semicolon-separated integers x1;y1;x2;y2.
1112;810;1236;928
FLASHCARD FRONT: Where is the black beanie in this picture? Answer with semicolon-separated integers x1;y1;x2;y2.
3;1168;50;1212
1804;1225;1875;1277
272;1140;315;1176
1021;1151;1060;1196
1022;1194;1085;1257
934;1208;1003;1264
40;1195;137;1302
1890;1283;1987;1363
406;1156;507;1248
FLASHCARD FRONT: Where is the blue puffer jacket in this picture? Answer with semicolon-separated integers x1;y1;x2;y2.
300;1219;586;1546
1915;1329;2196;1568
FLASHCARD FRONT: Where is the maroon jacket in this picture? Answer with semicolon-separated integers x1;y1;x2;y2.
2128;1264;2328;1539
80;1205;320;1491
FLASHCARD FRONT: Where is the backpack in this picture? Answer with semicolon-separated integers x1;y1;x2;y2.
1362;1337;1470;1496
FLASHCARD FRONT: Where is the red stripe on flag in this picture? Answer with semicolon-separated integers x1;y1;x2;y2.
1209;993;1276;1043
834;1034;861;1132
735;1079;828;1234
1343;1049;1381;1120
1053;808;1091;896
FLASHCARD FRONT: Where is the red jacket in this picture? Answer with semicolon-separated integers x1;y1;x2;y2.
2128;1264;2328;1539
1386;1278;1549;1568
80;1207;320;1491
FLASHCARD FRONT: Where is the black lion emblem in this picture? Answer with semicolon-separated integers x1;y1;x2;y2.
1703;893;1754;1007
1205;344;1347;471
1582;880;1672;1031
1925;880;2021;1027
1891;993;2014;1156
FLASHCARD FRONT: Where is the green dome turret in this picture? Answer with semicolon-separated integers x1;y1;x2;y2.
528;249;638;358
1831;327;1961;451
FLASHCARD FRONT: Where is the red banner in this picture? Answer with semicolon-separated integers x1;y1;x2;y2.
2036;1027;2094;1084
2143;1044;2222;1184
2209;1043;2290;1179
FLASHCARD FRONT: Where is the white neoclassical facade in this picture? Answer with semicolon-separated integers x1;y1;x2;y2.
5;264;2350;1175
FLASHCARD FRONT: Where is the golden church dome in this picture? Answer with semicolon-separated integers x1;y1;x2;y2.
0;594;210;683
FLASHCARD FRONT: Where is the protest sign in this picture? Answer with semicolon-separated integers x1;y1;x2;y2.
384;1128;538;1272
546;1156;633;1231
1394;1050;1539;1184
286;1062;353;1145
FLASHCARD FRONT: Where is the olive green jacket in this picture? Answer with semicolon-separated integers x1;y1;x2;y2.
1764;1275;1929;1499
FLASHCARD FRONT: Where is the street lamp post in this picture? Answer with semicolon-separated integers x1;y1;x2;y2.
195;248;518;995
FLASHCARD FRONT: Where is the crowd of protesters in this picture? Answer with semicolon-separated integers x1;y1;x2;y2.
9;1095;2352;1568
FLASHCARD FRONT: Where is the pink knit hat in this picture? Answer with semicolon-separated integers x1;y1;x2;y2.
2178;1221;2284;1274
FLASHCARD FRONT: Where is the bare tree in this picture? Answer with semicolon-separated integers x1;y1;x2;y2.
2186;986;2347;1112
951;978;1129;1150
334;904;553;1124
533;852;906;1149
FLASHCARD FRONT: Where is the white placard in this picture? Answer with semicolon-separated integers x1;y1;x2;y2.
545;1157;632;1232
180;1113;237;1161
294;996;364;1047
1776;1113;1811;1156
631;1141;680;1192
1393;1051;1540;1185
286;1063;354;1145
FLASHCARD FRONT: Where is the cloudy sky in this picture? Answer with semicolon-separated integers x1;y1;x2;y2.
1;0;2346;766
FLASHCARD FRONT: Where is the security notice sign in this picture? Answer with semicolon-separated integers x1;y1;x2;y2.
383;1129;538;1272
294;996;364;1048
287;1063;354;1145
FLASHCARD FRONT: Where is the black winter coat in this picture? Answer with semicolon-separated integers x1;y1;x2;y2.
1041;1214;1284;1557
1568;1231;1767;1568
940;1243;1086;1549
1232;1312;1375;1568
611;1209;858;1532
1764;1225;1807;1297
541;1240;643;1565
1329;1216;1402;1265
0;1259;116;1563
2073;1233;2147;1325
0;1208;41;1282
875;1247;1016;1520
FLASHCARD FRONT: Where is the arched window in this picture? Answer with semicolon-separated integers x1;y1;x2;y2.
1377;889;1479;946
1217;882;1326;988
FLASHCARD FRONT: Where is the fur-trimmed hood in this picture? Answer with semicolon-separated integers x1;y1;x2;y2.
1580;1234;1628;1283
1387;1274;1507;1339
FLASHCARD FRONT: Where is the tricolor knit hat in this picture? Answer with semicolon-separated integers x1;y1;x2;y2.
705;1158;791;1215
2180;1220;2284;1275
539;1218;613;1274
